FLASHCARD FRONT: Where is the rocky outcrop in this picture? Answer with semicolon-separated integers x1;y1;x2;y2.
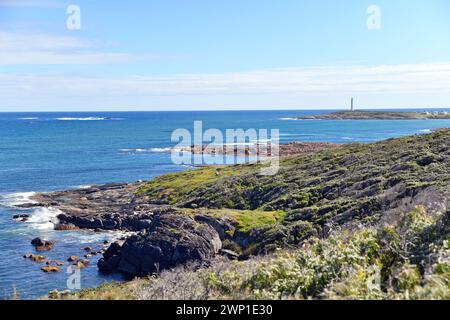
23;182;177;232
31;238;54;251
98;214;222;276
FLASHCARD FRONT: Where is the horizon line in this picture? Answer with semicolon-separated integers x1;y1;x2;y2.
1;107;450;113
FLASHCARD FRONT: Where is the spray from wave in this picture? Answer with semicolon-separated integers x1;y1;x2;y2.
27;207;61;230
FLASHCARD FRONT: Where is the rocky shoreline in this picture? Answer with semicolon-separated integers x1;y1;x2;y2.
178;141;340;157
16;183;236;277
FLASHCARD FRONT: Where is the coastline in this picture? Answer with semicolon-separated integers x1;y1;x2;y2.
38;128;450;300
5;128;450;299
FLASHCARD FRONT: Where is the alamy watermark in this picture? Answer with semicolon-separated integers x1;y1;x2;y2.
171;121;280;176
66;265;81;290
367;5;381;30
67;4;81;30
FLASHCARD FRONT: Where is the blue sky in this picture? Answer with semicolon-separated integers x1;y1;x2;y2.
1;0;450;111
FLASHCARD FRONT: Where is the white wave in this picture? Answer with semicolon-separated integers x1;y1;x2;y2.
120;147;172;153
342;137;355;140
27;207;61;230
279;117;298;121
0;192;37;207
150;147;172;153
120;148;150;153
56;117;121;121
251;139;272;143
76;185;92;189
62;229;136;244
419;129;432;133
18;117;38;120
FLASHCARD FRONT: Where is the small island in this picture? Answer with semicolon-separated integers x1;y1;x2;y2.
295;110;450;120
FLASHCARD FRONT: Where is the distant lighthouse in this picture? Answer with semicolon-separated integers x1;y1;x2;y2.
350;97;354;112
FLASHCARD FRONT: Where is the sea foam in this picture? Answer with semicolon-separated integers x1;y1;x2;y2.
27;207;61;230
0;192;37;207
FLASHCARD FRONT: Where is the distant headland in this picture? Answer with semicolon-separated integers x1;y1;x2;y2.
294;110;450;120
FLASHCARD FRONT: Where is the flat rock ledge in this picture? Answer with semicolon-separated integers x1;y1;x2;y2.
98;214;222;276
22;182;177;232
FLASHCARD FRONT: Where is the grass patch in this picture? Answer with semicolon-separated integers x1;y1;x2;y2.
205;209;286;233
137;164;258;204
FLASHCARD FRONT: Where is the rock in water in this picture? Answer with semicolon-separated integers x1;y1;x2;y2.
54;223;79;231
75;259;90;269
31;237;54;251
24;254;46;263
41;266;61;273
67;255;78;262
98;214;222;276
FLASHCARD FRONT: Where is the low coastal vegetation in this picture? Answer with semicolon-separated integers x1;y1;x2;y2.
48;129;450;300
51;206;449;300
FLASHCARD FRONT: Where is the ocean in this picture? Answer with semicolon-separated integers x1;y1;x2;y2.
1;109;449;299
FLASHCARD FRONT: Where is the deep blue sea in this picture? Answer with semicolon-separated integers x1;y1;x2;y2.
1;109;449;299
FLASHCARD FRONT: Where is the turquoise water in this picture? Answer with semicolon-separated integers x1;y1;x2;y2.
0;109;449;299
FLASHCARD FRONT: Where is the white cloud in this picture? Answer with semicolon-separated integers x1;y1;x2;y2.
0;31;183;65
1;62;450;110
0;31;137;65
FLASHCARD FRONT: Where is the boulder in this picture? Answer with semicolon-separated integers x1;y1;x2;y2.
31;238;54;251
54;223;79;231
98;214;222;276
194;215;235;240
41;266;61;273
75;259;90;269
24;254;46;263
67;255;78;262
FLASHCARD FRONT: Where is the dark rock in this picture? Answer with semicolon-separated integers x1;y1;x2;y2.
13;214;30;219
98;214;221;276
127;218;153;231
31;238;54;251
101;219;117;230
